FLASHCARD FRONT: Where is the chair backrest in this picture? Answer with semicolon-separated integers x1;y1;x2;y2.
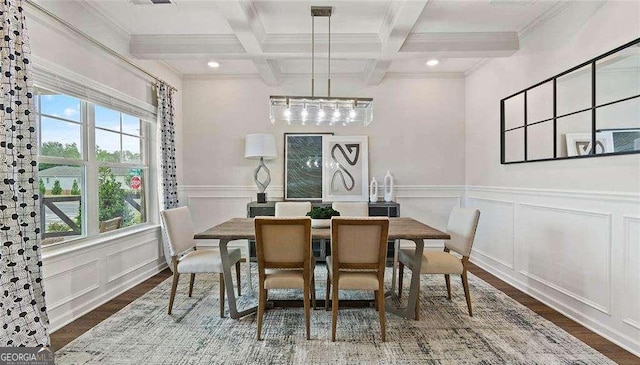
332;202;369;217
160;206;196;257
330;217;389;272
254;217;312;271
444;207;481;257
99;216;123;233
275;202;312;217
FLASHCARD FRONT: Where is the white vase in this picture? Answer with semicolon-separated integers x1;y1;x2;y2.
384;171;394;202
311;219;331;228
369;177;378;203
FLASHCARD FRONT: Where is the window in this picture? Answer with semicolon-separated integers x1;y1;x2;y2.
36;87;151;245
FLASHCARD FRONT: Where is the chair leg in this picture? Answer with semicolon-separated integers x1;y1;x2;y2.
331;280;339;342
325;275;331;311
461;271;473;317
377;285;386;342
311;275;317;310
188;274;195;297
398;262;404;299
445;274;452;300
303;279;311;340
235;261;242;297
257;288;267;340
168;271;180;315
219;273;226;318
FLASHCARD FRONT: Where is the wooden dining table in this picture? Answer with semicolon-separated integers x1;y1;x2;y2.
194;217;450;320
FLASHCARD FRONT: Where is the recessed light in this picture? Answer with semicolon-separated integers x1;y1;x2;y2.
207;61;220;68
426;59;439;67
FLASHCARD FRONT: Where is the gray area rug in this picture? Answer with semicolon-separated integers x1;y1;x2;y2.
55;264;613;364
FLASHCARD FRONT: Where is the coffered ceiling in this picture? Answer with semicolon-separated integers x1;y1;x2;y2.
75;0;568;85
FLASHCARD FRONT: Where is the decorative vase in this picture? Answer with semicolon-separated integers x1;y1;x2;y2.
369;177;378;203
384;171;394;202
311;219;331;228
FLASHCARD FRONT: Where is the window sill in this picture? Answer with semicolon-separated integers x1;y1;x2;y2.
42;224;162;261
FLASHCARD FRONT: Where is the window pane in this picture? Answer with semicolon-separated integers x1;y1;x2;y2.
122;114;141;136
527;81;553;124
40;117;82;159
527;121;554;160
504;128;524;162
98;167;146;233
557;110;592;157
39;92;81;122
96;129;121;163
596;97;640;153
122;135;142;164
95;105;121;132
596;42;640;106
39;164;85;245
504;93;524;130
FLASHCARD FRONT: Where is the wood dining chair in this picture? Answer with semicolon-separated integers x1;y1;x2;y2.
160;206;243;317
398;207;480;319
254;217;315;340
331;202;369;217
325;217;390;342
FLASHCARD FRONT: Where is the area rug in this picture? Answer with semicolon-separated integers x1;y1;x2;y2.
55;264;613;364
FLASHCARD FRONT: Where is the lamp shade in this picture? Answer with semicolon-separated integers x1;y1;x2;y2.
244;134;277;160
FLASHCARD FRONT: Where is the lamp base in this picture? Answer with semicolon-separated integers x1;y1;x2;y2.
257;193;267;203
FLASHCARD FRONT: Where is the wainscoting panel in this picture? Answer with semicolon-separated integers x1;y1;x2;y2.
467;197;515;270
43;226;166;332
467;186;640;356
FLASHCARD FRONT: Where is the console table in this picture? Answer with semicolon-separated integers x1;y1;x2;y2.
246;201;400;262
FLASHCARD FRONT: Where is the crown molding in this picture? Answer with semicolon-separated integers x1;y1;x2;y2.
75;0;132;43
464;58;492;77
518;0;576;40
402;32;519;55
130;34;246;58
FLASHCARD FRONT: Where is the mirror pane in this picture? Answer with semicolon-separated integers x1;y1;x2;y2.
504;128;524;162
527;81;554;123
557;65;592;116
504;93;524;130
596;97;640;153
556;110;592;157
527;121;554;160
596;42;640;106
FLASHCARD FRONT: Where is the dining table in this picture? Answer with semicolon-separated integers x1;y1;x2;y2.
194;217;450;320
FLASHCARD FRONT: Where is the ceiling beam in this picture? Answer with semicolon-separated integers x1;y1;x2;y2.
364;0;429;85
216;0;281;86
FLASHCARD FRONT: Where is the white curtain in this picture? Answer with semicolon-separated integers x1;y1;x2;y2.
157;81;178;210
1;0;50;347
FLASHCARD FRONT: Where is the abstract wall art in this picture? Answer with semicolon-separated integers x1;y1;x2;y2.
284;133;333;200
322;135;369;202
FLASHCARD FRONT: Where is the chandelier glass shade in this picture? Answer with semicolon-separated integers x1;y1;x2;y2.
269;96;373;126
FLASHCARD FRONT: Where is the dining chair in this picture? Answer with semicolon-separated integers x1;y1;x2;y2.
274;201;312;217
160;206;243;317
331;202;369;217
325;217;389;342
254;217;315;340
397;207;480;319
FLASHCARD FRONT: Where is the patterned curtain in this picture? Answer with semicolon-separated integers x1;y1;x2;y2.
1;0;50;347
157;81;178;210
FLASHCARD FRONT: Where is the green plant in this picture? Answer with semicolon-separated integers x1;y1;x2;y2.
71;179;81;195
98;167;133;225
38;178;46;196
46;222;72;233
51;180;63;195
306;206;340;219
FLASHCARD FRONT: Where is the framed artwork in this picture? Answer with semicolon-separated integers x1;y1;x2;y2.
322;135;369;202
284;133;333;201
598;128;640;152
565;132;614;157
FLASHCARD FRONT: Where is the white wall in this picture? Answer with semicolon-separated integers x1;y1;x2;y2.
465;0;640;356
180;75;466;237
26;1;182;332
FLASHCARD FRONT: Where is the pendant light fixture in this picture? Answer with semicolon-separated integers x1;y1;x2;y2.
269;6;373;126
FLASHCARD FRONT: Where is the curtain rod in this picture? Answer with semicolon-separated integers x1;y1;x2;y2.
24;0;178;92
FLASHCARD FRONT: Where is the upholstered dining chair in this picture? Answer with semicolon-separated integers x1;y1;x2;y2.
160;206;243;317
274;201;312;217
398;207;480;319
331;202;369;217
254;217;315;340
325;217;389;342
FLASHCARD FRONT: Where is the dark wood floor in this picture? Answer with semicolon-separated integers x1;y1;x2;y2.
51;263;639;364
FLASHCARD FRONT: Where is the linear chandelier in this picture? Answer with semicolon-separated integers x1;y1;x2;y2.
269;6;374;126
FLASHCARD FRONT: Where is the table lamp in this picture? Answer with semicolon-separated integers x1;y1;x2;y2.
244;134;277;203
